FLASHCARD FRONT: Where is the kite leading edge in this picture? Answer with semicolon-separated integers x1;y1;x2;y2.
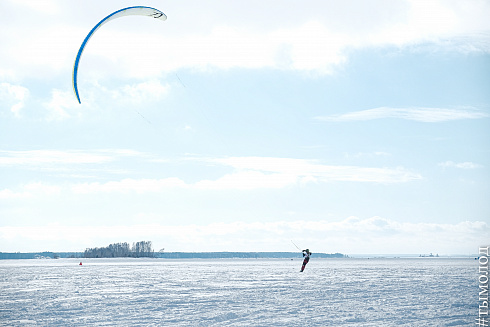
72;6;167;104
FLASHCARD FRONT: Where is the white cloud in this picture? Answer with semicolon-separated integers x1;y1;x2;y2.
0;189;28;200
8;0;61;14
43;89;81;120
439;161;483;169
316;107;489;122
68;172;293;194
72;178;187;194
1;1;488;81
23;182;61;194
0;149;149;168
210;156;422;184
0;154;422;198
1;217;486;253
0;82;29;117
0;150;114;166
55;79;171;114
344;152;391;159
83;19;346;76
116;80;170;104
3;25;82;79
0;149;148;179
66;156;421;194
195;171;297;190
42;80;169;121
0;182;61;199
139;1;490;74
304;216;489;254
364;1;458;48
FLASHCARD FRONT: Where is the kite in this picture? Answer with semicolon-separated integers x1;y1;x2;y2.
72;6;167;104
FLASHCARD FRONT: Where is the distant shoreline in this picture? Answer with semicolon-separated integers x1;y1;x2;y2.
1;252;476;260
0;251;347;260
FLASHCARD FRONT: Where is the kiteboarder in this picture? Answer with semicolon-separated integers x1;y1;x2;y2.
300;249;311;272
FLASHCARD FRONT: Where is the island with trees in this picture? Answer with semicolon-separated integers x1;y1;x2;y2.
0;240;348;259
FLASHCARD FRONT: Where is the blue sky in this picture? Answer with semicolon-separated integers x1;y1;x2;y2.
1;0;489;254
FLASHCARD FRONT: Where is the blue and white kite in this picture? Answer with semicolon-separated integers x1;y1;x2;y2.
72;6;167;104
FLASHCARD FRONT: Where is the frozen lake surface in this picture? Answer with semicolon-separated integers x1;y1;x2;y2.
0;257;478;326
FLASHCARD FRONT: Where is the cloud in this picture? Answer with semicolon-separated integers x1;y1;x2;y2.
72;178;187;194
195;171;297;190
0;150;115;166
43;79;171;118
0;82;29;117
1;150;422;193
316;107;489;122
116;80;170;104
0;182;61;199
66;156;421;194
209;156;422;184
126;1;490;75
8;0;61;14
67;172;296;194
0;149;148;178
0;153;422;198
0;189;28;200
343;152;391;159
131;1;490;74
1;24;82;80
1;1;489;82
81;19;346;76
43;89;81;120
438;161;483;169
1;217;487;253
41;81;169;121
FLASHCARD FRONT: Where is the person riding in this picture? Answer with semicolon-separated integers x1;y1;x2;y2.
300;249;312;272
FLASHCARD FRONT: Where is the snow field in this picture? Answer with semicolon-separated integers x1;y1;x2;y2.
0;258;477;326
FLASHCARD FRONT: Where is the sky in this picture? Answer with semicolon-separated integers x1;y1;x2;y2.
1;0;489;255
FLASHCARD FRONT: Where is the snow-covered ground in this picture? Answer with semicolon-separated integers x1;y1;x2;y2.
0;257;477;326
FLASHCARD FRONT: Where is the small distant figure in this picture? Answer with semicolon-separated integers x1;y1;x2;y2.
79;262;82;266
300;249;312;272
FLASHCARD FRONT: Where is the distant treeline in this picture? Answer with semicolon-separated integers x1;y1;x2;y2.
84;241;154;258
0;252;81;260
1;250;347;260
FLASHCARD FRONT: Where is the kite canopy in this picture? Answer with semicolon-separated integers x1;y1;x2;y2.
72;6;167;104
